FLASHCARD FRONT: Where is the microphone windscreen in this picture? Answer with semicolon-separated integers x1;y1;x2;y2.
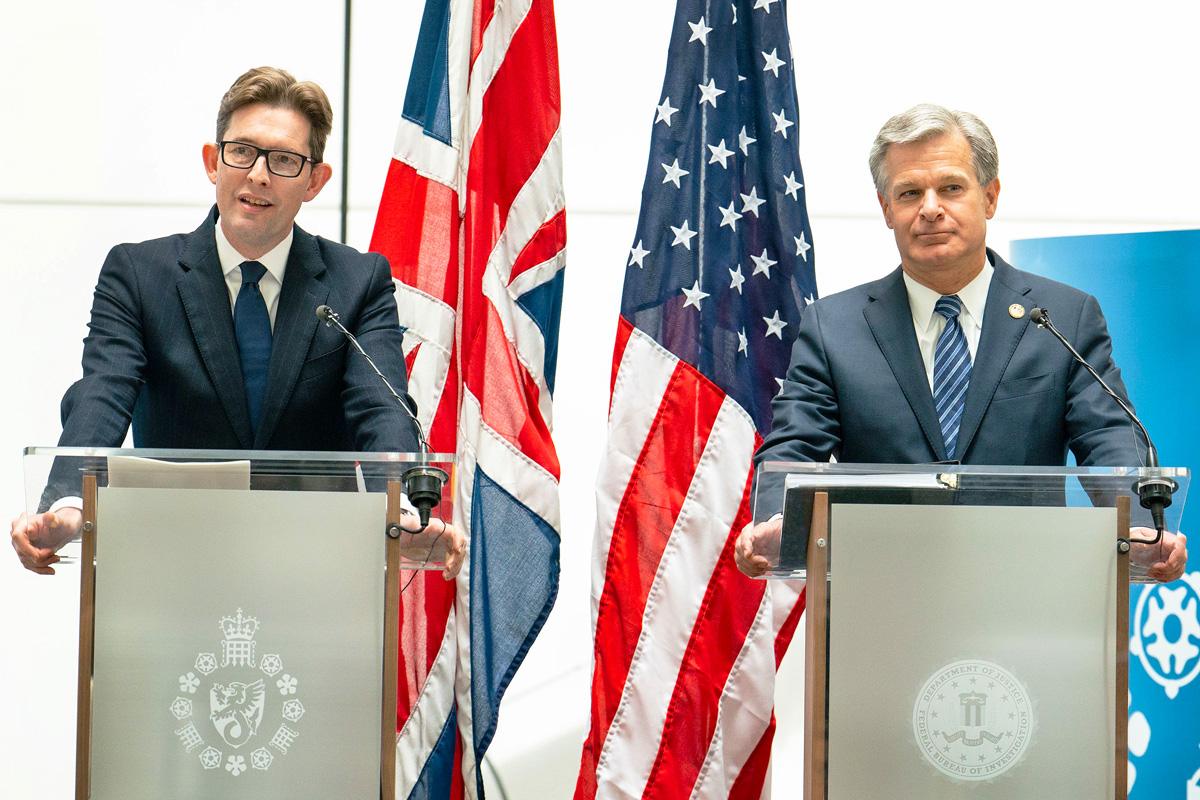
1030;307;1047;326
315;304;332;321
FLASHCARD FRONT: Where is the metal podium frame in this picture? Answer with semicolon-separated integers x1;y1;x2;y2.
800;491;1130;800
22;447;453;800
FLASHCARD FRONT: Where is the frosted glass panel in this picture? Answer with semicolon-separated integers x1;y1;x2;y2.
89;488;386;799
826;503;1116;799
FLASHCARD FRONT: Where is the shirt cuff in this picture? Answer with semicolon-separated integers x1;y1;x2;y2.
49;496;84;514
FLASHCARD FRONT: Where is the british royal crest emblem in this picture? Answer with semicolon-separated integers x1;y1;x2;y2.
169;609;305;776
912;659;1034;782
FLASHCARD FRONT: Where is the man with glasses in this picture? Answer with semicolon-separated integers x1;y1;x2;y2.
11;66;463;577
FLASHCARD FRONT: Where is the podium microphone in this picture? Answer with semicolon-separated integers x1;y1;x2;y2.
1030;306;1175;541
315;304;448;527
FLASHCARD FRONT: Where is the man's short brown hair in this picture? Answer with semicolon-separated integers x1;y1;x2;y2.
216;66;333;163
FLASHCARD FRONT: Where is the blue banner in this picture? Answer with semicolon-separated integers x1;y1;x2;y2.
1011;230;1200;797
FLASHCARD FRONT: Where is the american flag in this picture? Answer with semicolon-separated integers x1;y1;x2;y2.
369;0;565;797
577;0;816;796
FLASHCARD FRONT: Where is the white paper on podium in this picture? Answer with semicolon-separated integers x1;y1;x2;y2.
784;471;950;489
106;456;251;490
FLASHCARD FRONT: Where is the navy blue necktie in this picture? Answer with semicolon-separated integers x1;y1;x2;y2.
932;295;971;459
234;260;272;435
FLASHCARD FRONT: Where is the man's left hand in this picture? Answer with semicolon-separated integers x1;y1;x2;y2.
1130;528;1187;583
399;511;465;580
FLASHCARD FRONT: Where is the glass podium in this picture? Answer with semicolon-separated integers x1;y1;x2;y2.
747;462;1190;800
23;446;456;800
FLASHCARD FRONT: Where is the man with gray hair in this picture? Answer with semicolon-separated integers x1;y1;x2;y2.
734;103;1186;582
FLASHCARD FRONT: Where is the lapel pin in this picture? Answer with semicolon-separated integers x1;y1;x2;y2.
1008;303;1026;319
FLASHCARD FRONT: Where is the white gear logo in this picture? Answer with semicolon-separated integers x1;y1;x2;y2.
1131;573;1200;699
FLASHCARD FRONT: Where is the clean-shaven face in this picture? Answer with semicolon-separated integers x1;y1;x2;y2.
202;103;331;260
877;130;999;289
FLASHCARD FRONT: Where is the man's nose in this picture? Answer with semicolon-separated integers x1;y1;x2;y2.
918;189;943;221
247;155;271;183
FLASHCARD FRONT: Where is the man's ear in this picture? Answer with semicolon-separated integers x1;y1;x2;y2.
202;143;220;186
983;178;1001;219
304;162;334;202
877;190;894;230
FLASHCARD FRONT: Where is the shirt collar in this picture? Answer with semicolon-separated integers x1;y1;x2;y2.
902;255;994;331
215;222;292;285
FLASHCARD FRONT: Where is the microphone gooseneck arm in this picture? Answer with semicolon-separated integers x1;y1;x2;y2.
1030;306;1174;541
316;304;448;529
316;304;429;452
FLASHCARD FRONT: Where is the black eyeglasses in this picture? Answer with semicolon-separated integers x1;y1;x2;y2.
218;140;316;178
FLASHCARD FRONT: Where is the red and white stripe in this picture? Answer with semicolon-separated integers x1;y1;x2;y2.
578;320;805;799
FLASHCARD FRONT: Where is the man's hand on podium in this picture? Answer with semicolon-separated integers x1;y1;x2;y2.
734;517;783;578
10;508;83;575
399;510;466;580
1131;528;1187;583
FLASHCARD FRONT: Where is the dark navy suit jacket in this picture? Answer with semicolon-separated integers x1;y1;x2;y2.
754;250;1142;513
45;208;419;502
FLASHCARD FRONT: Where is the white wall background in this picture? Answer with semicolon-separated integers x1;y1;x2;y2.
1;1;1197;797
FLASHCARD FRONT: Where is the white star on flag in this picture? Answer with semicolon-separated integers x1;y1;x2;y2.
794;232;811;261
739;186;765;217
655;97;679;127
718;200;743;230
754;0;780;13
763;309;787;338
661;158;689;188
729;264;746;293
804;294;816;306
772;109;794;138
762;48;786;78
731;2;738;23
708;139;734;168
697;78;725;108
670;220;698;250
688;17;712;45
737;328;749;355
628;240;650;268
738;126;756;155
783;171;803;200
682;280;710;310
750;248;777;278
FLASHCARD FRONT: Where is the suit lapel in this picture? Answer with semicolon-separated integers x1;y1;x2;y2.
254;227;328;448
954;253;1034;460
176;212;254;448
863;269;948;460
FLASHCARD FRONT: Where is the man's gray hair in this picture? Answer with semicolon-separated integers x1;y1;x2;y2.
868;103;999;195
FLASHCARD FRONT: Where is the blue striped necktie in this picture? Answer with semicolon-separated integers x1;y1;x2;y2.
234;260;272;435
932;295;971;459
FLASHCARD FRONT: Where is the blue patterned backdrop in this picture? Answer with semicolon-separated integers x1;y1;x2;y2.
1012;230;1200;797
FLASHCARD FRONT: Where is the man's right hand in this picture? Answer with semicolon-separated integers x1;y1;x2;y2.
10;508;83;574
734;516;783;578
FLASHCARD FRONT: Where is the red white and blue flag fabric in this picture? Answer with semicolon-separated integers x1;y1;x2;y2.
369;0;565;797
577;0;816;796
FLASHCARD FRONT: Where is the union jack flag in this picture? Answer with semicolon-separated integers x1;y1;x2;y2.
370;0;565;796
577;0;815;796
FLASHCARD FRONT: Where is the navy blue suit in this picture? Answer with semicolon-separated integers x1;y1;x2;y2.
46;208;418;502
754;251;1141;511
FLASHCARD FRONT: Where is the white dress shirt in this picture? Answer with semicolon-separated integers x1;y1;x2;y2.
902;259;993;391
215;225;292;331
